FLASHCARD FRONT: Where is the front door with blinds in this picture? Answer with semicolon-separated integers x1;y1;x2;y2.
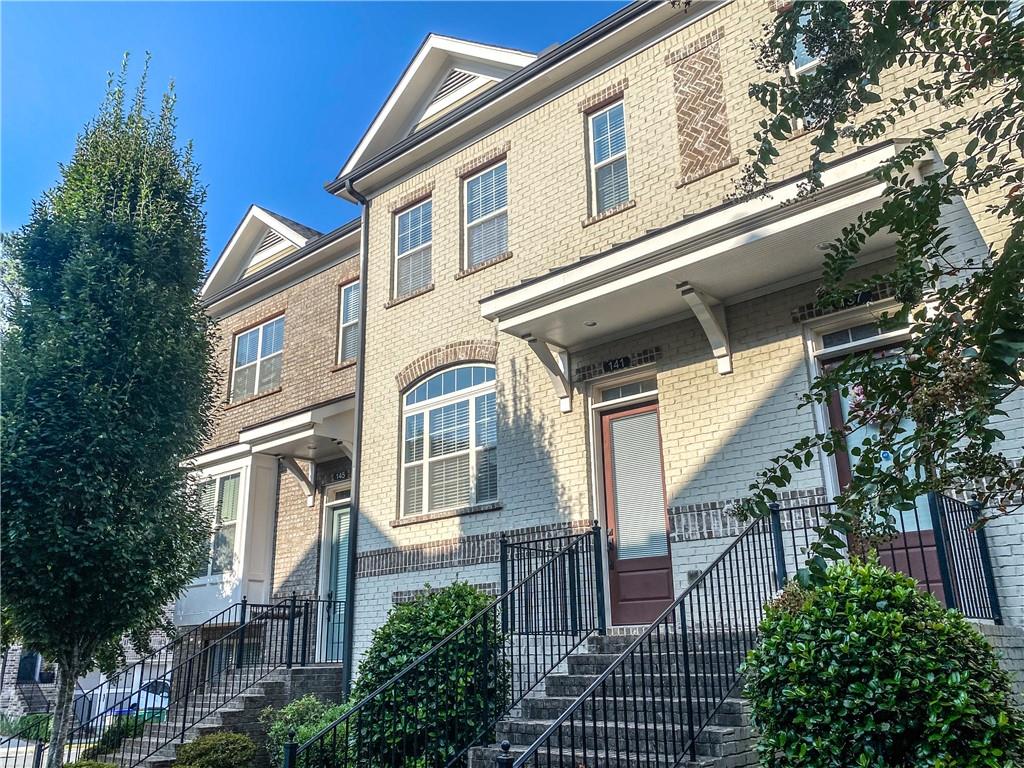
601;402;673;625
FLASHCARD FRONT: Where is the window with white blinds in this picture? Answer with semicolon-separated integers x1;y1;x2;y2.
196;472;241;578
231;316;284;401
394;200;432;298
401;365;497;516
608;411;668;560
589;102;630;214
465;162;508;268
338;281;360;363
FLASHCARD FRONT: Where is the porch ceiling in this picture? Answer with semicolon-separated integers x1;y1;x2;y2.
480;142;915;352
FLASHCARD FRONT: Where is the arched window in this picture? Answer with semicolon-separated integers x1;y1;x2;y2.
401;364;497;516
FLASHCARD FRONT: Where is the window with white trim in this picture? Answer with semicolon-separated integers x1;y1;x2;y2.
464;162;508;268
401;365;497;516
789;10;822;128
588;102;630;214
231;316;284;401
394;199;432;298
197;472;241;577
338;281;360;363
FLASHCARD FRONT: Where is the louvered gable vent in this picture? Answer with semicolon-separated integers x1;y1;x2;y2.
431;69;476;105
256;230;285;254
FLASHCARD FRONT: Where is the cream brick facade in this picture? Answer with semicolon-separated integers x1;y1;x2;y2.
342;0;1024;662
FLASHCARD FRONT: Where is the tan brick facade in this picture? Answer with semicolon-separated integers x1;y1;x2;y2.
206;254;359;449
342;0;1023;659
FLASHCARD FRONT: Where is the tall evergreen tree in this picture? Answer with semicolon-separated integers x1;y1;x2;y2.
1;57;215;765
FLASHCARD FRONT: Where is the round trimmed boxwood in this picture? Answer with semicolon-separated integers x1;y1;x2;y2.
743;558;1024;767
346;582;510;767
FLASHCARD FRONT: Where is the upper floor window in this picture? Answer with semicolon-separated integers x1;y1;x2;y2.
197;472;241;577
338;281;360;363
588;102;630;214
395;199;432;298
401;365;497;517
464;162;508;268
231;316;284;401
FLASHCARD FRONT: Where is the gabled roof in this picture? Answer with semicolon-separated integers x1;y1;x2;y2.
202;205;323;298
336;34;536;180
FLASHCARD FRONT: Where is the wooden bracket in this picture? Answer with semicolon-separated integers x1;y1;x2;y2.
524;335;572;413
280;456;316;507
678;281;732;374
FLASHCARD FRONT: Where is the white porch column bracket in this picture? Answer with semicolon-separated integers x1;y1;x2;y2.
677;281;732;375
280;456;316;507
524;334;573;413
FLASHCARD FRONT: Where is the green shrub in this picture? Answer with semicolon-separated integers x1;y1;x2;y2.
79;714;151;759
743;557;1024;767
260;694;348;767
16;712;52;740
66;761;117;768
344;582;509;767
0;712;52;739
174;732;256;768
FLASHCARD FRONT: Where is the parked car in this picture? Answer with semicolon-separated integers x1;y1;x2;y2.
110;678;171;717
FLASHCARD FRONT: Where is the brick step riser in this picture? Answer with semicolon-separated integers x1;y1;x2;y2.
521;697;749;726
496;721;753;756
588;635;758;656
567;654;748;676
469;744;719;768
545;674;739;699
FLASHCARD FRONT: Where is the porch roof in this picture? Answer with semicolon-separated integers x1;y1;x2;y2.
479;141;918;354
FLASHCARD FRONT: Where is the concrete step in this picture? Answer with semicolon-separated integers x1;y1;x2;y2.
587;633;758;656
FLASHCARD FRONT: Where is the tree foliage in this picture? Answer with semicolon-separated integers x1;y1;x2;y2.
736;1;1024;573
0;56;215;765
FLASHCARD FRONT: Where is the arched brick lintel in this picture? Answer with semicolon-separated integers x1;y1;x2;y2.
395;340;499;392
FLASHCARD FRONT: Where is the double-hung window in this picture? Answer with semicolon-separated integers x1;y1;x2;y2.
197;472;241;577
588;102;630;214
789;11;822;128
464;162;508;269
231;316;284;401
401;365;497;516
394;199;432;298
338;281;360;363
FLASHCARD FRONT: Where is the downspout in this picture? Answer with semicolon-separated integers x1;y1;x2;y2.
340;178;370;695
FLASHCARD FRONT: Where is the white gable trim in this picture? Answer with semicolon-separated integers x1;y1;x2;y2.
202;205;317;298
340;34;535;178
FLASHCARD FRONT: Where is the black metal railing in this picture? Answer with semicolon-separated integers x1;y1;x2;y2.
506;507;809;768
857;492;1001;623
287;524;605;768
0;596;344;768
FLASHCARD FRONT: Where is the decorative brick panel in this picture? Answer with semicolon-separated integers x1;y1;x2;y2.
395;339;499;391
668;30;737;187
669;487;828;542
790;282;896;323
356;520;591;578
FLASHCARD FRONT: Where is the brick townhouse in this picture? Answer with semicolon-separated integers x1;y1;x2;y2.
174;204;361;643
320;0;1024;678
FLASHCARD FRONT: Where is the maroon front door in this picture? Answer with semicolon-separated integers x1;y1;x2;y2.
602;403;674;625
826;384;947;603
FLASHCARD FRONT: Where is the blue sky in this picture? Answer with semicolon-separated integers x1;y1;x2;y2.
2;1;621;266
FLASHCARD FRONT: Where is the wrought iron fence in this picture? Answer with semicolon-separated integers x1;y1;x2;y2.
0;596;344;768
505;509;803;768
287;524;605;768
